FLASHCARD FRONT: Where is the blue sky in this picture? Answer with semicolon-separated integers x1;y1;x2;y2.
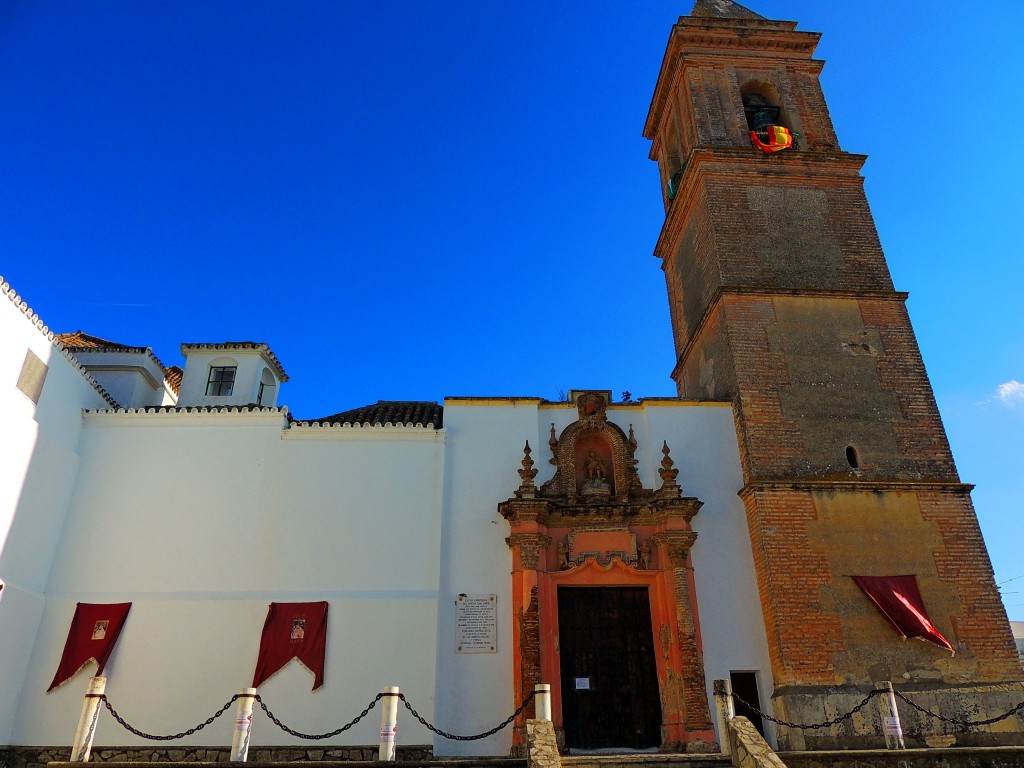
1;1;1021;620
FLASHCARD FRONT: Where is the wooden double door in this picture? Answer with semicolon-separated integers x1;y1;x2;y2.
557;586;661;750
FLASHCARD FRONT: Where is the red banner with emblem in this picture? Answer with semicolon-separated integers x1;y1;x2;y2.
48;602;132;691
252;601;328;690
852;575;953;653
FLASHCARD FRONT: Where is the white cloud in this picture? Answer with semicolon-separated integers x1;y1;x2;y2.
996;380;1024;407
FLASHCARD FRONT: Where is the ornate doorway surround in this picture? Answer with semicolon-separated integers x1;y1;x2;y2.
499;392;715;752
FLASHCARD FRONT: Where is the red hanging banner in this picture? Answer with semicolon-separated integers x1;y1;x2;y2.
852;575;954;653
252;601;328;690
48;602;132;691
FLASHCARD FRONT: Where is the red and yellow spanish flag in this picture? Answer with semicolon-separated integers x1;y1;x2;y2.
750;126;793;153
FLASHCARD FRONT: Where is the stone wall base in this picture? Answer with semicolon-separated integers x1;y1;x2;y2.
780;746;1024;768
0;744;432;768
772;683;1024;751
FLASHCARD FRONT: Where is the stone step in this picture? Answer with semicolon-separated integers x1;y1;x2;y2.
561;754;729;768
45;762;528;768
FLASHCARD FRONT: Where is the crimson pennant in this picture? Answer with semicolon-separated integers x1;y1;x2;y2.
252;601;328;690
852;575;954;653
48;602;132;691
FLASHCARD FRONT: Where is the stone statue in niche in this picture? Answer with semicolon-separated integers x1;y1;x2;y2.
581;449;611;498
557;540;570;570
638;540;651;570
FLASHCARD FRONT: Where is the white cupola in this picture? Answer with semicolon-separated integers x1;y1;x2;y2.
177;342;289;408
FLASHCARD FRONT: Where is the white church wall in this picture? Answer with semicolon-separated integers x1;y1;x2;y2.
433;398;772;755
433;399;542;756
642;402;777;746
0;281;110;745
11;413;444;748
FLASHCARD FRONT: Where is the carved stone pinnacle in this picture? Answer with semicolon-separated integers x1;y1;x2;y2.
658;440;680;497
516;440;538;498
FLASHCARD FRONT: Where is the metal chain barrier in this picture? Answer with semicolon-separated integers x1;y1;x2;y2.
98;693;241;740
891;689;1024;730
255;692;383;740
397;690;536;741
729;689;882;731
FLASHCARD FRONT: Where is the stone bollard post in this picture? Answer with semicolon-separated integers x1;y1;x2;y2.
71;676;106;762
875;681;906;750
378;686;400;761
534;684;552;722
713;678;735;756
229;688;257;762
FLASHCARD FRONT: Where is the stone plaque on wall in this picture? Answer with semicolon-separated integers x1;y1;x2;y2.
456;594;496;653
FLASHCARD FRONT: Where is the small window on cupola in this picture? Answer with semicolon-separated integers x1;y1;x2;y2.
206;365;236;396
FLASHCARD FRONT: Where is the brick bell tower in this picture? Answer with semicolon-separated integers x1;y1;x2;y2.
644;0;1024;750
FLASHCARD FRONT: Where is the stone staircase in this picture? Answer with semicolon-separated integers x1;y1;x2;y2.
7;748;1024;768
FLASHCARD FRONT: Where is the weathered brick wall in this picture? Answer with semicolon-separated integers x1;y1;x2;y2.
646;8;1024;749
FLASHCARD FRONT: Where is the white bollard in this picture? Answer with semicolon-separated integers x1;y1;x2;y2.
534;684;552;722
71;676;107;762
229;688;258;762
378;686;400;762
875;681;906;750
712;679;735;757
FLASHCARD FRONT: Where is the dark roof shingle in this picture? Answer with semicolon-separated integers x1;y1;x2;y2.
308;401;442;429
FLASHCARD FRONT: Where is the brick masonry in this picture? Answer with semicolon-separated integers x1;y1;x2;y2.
643;9;1023;749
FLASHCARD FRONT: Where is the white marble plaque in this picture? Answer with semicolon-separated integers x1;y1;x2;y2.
456;594;497;653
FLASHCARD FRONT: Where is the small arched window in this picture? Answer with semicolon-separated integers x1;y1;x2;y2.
256;368;276;406
845;446;860;469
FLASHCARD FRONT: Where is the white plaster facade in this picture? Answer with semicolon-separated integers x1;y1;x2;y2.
0;275;773;756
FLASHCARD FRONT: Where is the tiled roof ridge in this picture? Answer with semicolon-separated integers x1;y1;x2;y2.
56;330;171;375
690;0;766;20
180;341;289;382
300;400;443;429
84;404;289;416
164;365;183;394
1;276;120;408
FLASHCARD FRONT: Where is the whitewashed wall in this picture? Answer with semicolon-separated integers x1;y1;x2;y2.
11;412;445;749
0;281;110;745
434;398;773;755
0;283;770;756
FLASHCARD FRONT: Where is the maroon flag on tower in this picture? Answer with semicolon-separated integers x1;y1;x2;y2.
852;575;954;653
48;602;132;691
252;601;328;690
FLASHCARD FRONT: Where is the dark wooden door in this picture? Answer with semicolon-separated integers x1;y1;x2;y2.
557;586;661;750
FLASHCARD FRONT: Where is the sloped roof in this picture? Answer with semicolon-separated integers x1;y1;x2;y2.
690;0;765;19
164;365;183;394
56;331;149;353
180;341;289;382
307;401;443;429
57;330;179;390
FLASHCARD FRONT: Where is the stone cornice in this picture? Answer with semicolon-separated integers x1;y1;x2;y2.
654;148;869;262
644;19;820;139
739;480;976;499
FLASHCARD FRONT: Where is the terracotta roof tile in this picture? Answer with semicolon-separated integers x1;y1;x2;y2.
165;365;183;394
56;329;177;389
55;331;148;353
308;401;443;429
